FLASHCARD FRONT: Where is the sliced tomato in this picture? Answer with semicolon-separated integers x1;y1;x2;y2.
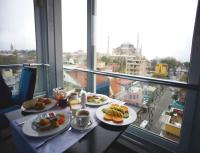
58;116;65;125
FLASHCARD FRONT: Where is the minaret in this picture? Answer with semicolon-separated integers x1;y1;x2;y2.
107;34;110;56
140;43;142;55
10;43;14;51
137;33;139;52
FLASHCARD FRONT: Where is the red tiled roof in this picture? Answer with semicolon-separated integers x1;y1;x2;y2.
68;71;108;88
110;78;121;94
68;69;133;95
110;78;133;94
69;71;87;87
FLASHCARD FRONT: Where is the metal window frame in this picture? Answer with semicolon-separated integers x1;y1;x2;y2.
34;0;50;94
179;1;200;153
87;0;96;93
34;0;63;95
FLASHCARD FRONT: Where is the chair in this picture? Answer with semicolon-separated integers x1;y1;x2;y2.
0;66;37;129
12;66;37;105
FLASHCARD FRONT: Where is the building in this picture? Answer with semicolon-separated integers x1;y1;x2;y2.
112;42;148;75
124;86;143;107
155;63;168;77
126;56;148;75
112;42;137;56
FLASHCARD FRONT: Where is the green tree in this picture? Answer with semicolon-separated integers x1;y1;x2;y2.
0;55;18;65
179;74;188;82
101;56;111;65
183;62;190;69
160;57;177;69
119;65;126;73
160;57;179;75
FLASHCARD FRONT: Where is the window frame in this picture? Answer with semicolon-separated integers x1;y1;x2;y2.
34;0;63;95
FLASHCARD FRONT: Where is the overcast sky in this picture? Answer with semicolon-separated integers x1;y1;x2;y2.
0;0;198;62
0;0;36;50
62;0;198;62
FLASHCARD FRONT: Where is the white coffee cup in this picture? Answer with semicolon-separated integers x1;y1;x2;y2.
75;109;90;127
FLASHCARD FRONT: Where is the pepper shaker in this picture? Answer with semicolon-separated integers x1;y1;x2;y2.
81;92;87;109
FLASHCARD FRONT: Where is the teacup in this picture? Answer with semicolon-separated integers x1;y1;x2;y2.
75;109;90;127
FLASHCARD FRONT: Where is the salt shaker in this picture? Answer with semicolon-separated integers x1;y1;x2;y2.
81;92;87;109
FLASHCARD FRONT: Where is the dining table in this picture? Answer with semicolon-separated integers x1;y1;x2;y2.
8;96;138;153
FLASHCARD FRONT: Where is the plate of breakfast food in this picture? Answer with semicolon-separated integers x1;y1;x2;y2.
21;98;57;113
95;103;137;126
86;93;109;106
22;111;70;137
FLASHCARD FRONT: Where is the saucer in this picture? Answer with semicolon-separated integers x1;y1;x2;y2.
70;118;93;131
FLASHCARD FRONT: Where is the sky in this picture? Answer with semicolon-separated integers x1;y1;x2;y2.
0;0;198;62
0;0;36;50
62;0;198;62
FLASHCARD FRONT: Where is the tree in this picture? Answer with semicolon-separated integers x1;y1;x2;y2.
179;74;188;82
0;55;18;65
160;57;177;69
101;56;111;65
183;62;190;69
160;57;179;75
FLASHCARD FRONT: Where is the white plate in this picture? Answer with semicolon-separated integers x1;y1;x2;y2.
21;99;57;113
86;93;109;106
71;118;93;131
95;103;137;126
22;111;70;137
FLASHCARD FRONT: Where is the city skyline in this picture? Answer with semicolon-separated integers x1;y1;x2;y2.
0;0;198;62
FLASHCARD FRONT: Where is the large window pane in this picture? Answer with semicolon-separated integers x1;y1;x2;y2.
62;0;87;69
0;0;36;64
0;0;36;94
96;0;197;82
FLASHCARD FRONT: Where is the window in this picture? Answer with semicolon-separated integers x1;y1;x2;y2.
0;0;37;94
93;0;198;145
51;0;200;152
0;0;36;64
62;0;87;67
62;0;87;90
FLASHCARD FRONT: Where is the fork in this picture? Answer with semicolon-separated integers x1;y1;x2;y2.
35;126;72;149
